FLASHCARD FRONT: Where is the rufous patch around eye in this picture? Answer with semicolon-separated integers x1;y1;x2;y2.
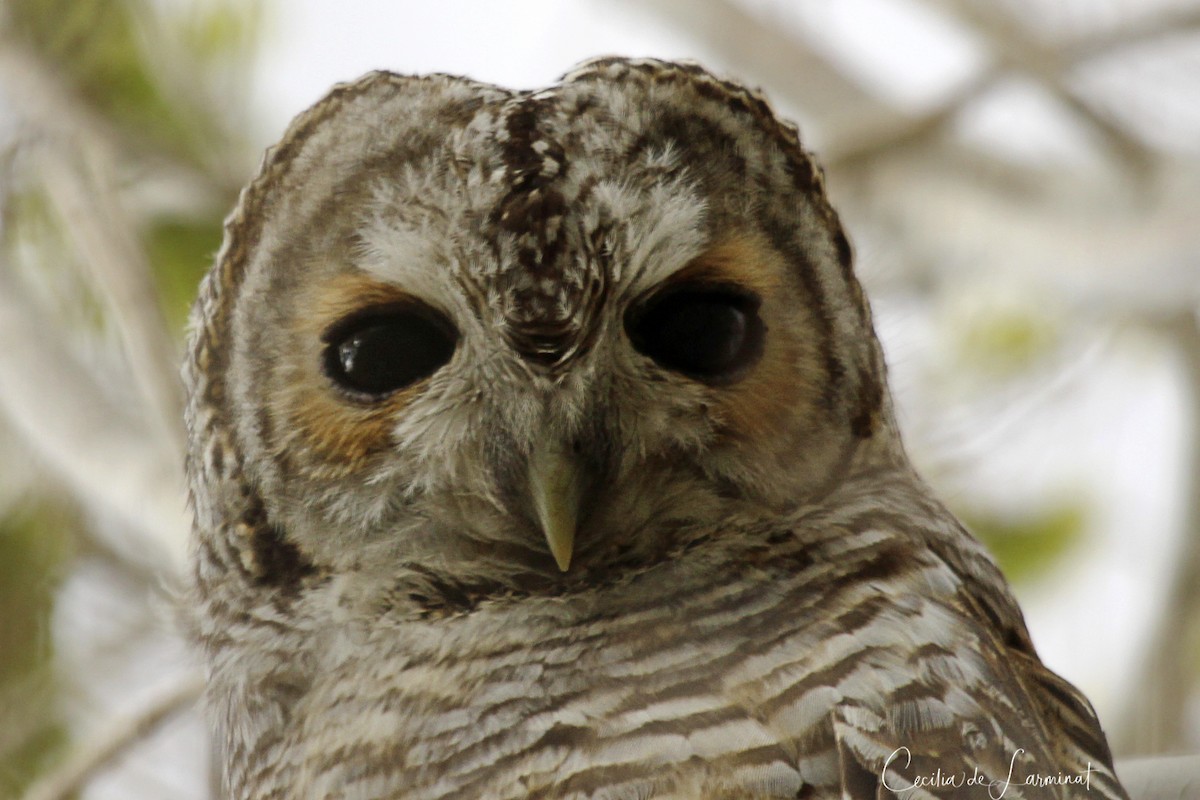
269;272;431;478
665;232;784;299
681;233;829;445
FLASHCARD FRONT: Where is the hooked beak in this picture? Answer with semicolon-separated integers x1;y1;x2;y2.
528;440;585;572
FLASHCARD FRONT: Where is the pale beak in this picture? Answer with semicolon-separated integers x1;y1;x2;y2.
528;441;584;572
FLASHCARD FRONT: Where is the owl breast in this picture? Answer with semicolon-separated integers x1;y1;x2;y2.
262;473;1049;800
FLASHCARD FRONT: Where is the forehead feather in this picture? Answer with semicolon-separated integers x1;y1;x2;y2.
228;59;841;380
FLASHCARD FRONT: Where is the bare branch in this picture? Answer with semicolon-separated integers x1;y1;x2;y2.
0;44;185;458
0;41;192;572
1067;8;1200;62
925;0;1156;176
1115;313;1200;754
830;138;1200;312
0;39;243;201
0;45;129;174
0;261;188;573
21;673;205;800
824;65;1000;170
36;146;185;459
608;0;909;150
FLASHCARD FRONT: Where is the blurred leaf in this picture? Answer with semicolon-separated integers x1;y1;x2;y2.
0;501;74;797
6;0;261;171
1;0;260;793
963;502;1086;583
178;0;264;64
0;507;68;679
7;188;108;335
145;216;224;329
0;715;68;799
957;307;1061;376
9;0;188;149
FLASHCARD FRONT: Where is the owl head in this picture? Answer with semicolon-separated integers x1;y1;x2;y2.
185;57;897;606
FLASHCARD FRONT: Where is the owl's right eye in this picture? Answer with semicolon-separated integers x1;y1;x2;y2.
322;304;458;398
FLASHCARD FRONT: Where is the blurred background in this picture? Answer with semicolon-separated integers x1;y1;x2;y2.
1;0;1198;797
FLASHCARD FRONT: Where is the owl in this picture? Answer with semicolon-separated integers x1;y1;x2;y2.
184;57;1128;799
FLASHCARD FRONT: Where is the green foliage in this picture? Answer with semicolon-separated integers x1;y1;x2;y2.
0;718;68;799
6;188;109;336
6;0;262;170
950;309;1056;381
177;0;265;63
955;307;1060;377
0;503;72;679
11;0;185;153
0;502;74;797
963;502;1086;583
146;216;225;329
1;2;266;793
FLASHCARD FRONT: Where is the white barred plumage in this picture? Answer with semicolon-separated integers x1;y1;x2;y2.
184;57;1128;798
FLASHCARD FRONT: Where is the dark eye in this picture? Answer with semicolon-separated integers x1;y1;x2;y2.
322;303;457;397
626;286;765;384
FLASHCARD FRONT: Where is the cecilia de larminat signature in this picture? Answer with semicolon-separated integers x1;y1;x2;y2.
882;746;1095;797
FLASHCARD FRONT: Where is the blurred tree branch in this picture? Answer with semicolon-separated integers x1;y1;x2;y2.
21;673;205;800
1116;312;1200;755
0;41;183;453
0;249;187;572
610;0;910;150
38;145;184;459
0;1;261;796
926;0;1160;176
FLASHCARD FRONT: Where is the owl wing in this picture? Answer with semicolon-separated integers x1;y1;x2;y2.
677;500;1130;800
822;573;1129;800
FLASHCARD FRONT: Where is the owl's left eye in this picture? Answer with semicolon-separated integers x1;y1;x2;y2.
322;304;458;398
626;285;765;384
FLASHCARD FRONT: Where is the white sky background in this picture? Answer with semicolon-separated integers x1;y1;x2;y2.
248;0;708;123
243;0;1187;735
